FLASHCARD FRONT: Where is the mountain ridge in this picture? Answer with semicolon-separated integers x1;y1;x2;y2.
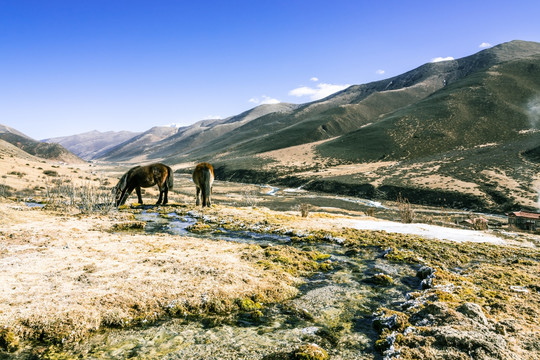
43;130;141;160
96;40;540;165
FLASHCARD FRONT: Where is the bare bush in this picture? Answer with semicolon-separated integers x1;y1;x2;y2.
242;189;259;207
44;177;115;214
471;217;488;230
0;183;13;198
297;203;311;218
396;193;415;223
43;170;59;177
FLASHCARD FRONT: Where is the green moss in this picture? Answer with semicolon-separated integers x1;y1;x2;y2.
237;298;263;312
186;222;213;233
373;308;410;333
257;247;332;276
368;273;394;286
292;343;329;360
111;221;146;231
0;328;19;352
375;330;405;352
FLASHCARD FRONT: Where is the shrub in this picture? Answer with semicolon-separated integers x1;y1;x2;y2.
396;193;415;223
0;184;14;197
8;171;25;178
43;170;58;177
298;203;311;218
243;189;259;207
44;178;115;214
471;217;488;230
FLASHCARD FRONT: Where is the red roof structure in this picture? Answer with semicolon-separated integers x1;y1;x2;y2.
507;211;540;231
507;211;540;220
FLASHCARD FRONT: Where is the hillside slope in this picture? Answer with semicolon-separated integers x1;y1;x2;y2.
166;40;540;163
197;41;540;212
317;54;540;162
0;131;84;164
97;126;180;162
44;130;140;160
96;40;539;167
97;103;299;162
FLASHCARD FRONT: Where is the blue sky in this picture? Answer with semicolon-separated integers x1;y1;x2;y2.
1;0;539;139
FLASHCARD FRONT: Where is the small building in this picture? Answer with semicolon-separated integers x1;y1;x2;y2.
507;211;540;231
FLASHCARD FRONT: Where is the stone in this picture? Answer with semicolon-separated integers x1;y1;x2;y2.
457;302;488;326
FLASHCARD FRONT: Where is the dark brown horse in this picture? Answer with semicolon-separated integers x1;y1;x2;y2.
192;162;214;207
114;163;174;206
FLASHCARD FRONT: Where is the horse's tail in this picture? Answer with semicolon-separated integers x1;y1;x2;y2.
201;164;214;205
165;165;174;190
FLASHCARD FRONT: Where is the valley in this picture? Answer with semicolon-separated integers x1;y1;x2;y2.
1;40;540;359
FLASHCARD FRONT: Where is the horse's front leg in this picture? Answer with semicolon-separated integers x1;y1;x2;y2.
119;186;134;206
136;187;143;204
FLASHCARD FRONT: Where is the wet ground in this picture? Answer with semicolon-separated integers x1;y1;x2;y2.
54;208;421;359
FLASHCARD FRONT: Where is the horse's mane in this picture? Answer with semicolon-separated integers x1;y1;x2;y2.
116;166;141;192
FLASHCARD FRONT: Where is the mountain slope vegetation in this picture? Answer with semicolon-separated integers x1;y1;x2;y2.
317;54;540;162
167;40;540;212
0;132;83;163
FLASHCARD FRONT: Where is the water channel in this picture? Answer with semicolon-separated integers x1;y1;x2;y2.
52;209;421;359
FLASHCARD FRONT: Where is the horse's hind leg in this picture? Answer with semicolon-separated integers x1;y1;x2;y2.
202;187;208;207
136;187;143;204
162;187;169;205
196;187;201;206
205;191;211;207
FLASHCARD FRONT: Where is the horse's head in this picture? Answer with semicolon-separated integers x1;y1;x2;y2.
112;185;122;206
113;172;130;206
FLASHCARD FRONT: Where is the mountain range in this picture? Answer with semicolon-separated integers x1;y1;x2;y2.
43;130;141;160
2;40;540;212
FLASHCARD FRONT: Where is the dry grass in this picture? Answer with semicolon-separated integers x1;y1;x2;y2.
0;201;307;345
396;193;415;223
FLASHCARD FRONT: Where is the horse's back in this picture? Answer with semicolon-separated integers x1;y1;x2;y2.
193;162;214;185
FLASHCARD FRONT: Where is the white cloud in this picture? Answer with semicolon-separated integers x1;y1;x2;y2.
479;42;492;48
376;69;385;75
204;115;222;120
430;56;455;63
310;77;319;82
249;95;280;105
289;82;350;101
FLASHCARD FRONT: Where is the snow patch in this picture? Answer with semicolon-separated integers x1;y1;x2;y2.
343;219;507;245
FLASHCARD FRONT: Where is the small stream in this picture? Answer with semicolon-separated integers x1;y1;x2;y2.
58;210;421;359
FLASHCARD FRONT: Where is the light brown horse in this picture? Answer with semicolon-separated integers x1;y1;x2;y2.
192;162;214;207
114;163;174;206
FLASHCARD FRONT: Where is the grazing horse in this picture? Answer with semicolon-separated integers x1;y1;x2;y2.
114;163;174;206
192;162;214;207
